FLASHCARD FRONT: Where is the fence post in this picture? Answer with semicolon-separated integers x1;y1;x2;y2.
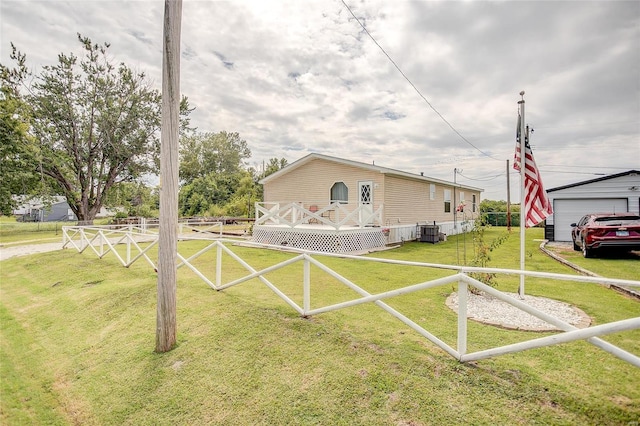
216;242;222;288
303;255;311;315
126;230;132;265
457;279;468;358
292;202;298;224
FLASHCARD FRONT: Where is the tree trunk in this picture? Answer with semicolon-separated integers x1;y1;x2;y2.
156;0;182;353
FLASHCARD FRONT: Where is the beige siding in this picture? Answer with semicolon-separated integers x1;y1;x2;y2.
383;176;429;224
382;176;481;224
263;157;481;223
264;158;384;210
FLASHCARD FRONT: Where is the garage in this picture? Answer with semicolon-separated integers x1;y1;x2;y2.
545;170;640;242
553;198;628;242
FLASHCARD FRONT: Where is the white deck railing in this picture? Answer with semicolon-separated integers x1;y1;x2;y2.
255;201;383;229
61;225;640;367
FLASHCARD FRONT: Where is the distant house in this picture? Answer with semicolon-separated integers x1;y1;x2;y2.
546;170;640;242
13;196;77;222
254;153;483;252
12;196;113;222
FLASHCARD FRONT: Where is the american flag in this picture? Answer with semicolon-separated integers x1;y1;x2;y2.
513;113;553;227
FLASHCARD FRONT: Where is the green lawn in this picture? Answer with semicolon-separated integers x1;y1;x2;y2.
0;217;66;245
1;227;638;425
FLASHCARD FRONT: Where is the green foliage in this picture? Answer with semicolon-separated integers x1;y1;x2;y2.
262;157;288;178
480;199;508;213
250;157;287;202
178;174;216;216
3;35;192;223
178;131;265;217
179;131;251;185
26;34;163;223
103;181;158;218
0;44;39;215
480;199;521;227
467;223;509;289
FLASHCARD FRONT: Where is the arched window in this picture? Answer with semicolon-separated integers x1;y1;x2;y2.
331;182;348;203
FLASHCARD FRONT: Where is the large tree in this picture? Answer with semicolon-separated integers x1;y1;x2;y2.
16;34;190;223
104;181;159;217
179;131;250;185
178;131;251;216
262;157;288;179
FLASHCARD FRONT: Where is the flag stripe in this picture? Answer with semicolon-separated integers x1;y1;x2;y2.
514;113;553;228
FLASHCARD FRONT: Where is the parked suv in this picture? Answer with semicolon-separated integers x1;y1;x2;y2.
571;213;640;258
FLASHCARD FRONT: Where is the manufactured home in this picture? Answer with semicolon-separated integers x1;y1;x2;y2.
253;153;483;253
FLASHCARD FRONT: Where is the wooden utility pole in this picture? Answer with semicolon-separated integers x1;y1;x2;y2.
156;0;182;353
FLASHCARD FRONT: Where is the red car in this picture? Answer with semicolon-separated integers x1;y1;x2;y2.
571;213;640;258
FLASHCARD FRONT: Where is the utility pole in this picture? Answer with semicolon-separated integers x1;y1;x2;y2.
453;168;457;264
453;168;458;229
156;0;182;353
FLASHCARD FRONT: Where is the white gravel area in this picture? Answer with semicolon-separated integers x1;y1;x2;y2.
446;291;591;331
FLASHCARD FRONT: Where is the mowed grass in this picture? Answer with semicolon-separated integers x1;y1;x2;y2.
1;227;639;425
0;217;65;245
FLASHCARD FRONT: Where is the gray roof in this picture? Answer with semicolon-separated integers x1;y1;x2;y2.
547;170;639;193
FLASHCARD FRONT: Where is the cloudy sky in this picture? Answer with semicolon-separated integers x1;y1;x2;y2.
2;0;639;201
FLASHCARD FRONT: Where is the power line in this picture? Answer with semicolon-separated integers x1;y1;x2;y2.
538;170;607;176
541;164;636;170
533;120;638;129
457;171;503;182
340;0;500;161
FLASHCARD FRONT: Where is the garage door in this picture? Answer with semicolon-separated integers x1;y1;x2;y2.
553;198;628;242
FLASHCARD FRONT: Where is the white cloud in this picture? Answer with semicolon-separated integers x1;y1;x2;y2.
1;0;638;201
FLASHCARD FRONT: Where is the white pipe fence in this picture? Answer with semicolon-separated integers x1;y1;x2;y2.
61;225;640;367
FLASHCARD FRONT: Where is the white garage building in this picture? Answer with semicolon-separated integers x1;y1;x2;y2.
545;170;640;242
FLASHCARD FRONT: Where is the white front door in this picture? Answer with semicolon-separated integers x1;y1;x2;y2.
358;181;373;226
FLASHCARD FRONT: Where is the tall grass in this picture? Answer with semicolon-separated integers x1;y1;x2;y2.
1;227;638;424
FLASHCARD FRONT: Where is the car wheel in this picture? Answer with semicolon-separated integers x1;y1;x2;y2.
573;240;580;251
582;240;593;258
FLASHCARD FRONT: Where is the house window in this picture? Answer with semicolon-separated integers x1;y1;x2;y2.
430;184;435;200
331;182;348;203
444;189;451;213
472;194;477;212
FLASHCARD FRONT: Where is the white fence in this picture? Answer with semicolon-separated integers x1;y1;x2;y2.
61;225;640;367
255;201;384;229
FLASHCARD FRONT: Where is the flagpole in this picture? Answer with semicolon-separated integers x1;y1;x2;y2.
518;91;526;297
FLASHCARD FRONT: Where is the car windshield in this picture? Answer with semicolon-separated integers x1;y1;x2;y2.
594;216;640;224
